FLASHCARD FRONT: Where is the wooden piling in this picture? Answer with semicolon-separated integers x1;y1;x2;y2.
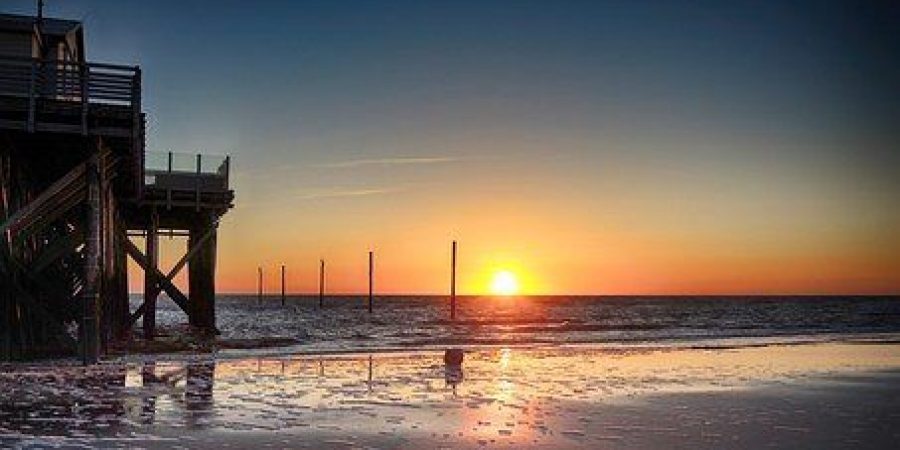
319;259;325;308
188;216;217;331
281;264;286;306
257;266;263;305
368;251;374;314
451;240;457;321
143;209;159;341
0;149;10;360
113;211;130;338
81;154;101;364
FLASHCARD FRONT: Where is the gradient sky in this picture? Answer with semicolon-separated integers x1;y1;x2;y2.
6;0;899;294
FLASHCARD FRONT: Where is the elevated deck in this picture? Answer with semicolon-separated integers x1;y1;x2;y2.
0;56;141;137
124;151;234;229
0;55;144;198
0;55;233;226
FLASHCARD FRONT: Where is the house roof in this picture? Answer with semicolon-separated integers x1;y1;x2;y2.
0;13;81;36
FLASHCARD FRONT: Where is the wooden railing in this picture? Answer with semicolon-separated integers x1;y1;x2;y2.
0;55;141;134
143;151;231;210
144;151;230;192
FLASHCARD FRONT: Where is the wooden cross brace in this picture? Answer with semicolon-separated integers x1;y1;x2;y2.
0;249;78;351
123;223;218;328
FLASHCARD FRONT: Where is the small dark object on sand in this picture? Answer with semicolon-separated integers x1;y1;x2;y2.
444;348;464;366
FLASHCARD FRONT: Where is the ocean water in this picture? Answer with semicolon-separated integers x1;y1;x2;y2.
148;295;900;353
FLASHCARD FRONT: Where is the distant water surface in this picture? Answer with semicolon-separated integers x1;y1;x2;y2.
144;295;900;353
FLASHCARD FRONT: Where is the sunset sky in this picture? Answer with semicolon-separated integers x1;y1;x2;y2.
8;0;899;294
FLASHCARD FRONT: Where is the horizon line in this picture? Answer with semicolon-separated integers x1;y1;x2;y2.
127;292;900;297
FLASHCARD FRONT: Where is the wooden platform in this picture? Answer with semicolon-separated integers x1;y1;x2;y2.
1;56;232;362
0;95;137;137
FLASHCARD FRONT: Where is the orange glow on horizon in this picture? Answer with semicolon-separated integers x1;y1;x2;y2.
123;189;900;296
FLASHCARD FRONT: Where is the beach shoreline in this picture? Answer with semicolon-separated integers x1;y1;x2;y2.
3;341;900;448
131;370;900;449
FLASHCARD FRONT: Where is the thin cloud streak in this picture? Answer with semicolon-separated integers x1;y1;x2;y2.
317;156;460;168
296;187;401;200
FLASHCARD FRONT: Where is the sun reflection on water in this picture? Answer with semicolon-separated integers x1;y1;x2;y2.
2;343;900;447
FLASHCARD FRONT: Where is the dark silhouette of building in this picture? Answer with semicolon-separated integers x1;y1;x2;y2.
0;7;233;362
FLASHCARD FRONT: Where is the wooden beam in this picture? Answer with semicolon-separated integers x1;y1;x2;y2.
123;235;190;315
4;249;69;328
156;271;191;313
11;186;86;244
0;163;86;237
126;301;146;329
27;61;35;132
29;229;84;274
4;246;81;325
164;219;218;283
188;219;217;331
113;212;130;338
143;210;158;340
8;280;77;351
81;153;101;364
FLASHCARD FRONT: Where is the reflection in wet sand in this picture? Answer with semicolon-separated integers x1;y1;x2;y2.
131;360;217;428
368;355;374;392
185;361;216;427
140;362;156;425
1;343;900;447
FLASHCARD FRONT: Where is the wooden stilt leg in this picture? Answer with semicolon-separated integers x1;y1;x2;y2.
189;216;217;332
81;153;101;364
114;223;129;337
143;209;158;340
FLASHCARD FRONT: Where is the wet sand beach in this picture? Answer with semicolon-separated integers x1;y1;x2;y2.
2;341;900;448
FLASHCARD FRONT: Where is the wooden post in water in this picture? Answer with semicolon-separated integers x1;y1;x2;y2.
368;251;374;314
257;266;263;305
319;259;325;308
281;264;286;306
450;240;457;321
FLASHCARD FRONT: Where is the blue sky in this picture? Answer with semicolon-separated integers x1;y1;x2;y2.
5;0;898;293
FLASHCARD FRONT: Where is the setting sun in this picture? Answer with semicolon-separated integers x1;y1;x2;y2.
490;270;520;296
